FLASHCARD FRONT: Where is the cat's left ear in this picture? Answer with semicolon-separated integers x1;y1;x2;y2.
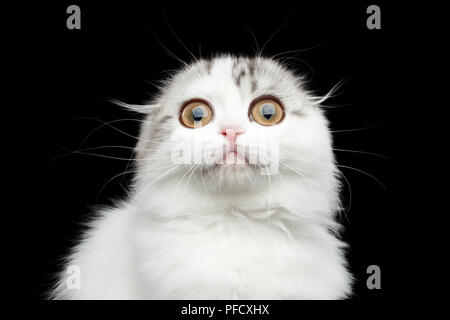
110;99;161;114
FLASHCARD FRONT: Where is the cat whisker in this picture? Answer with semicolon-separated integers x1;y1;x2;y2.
123;146;138;183
335;170;352;221
181;164;199;204
78;116;157;125
278;159;308;179
275;56;315;76
271;77;306;97
259;12;296;56
337;164;386;192
157;2;198;64
94;161;189;208
244;25;260;56
258;152;289;197
52;146;176;162
143;79;162;90
74;117;159;146
51;149;136;162
133;162;185;201
270;41;328;60
264;163;273;212
147;25;189;68
51;145;140;163
199;164;213;200
319;103;354;109
331;123;384;133
169;164;197;204
95;168;139;209
72;145;137;152
333;148;389;160
309;79;345;105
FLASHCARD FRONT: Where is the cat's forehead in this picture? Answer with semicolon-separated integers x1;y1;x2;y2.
167;56;301;104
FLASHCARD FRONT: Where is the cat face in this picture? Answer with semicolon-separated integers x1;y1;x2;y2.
133;56;335;195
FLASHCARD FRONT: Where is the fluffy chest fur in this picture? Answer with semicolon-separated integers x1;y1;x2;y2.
132;207;350;299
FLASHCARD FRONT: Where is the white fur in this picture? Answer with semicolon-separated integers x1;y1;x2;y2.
52;56;352;299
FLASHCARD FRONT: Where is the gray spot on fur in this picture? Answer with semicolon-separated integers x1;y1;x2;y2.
267;85;276;92
147;126;170;154
248;58;258;92
251;79;257;92
158;115;173;125
152;115;173;140
290;109;304;117
235;69;246;86
152;125;170;141
248;58;256;77
232;57;259;90
203;60;212;74
143;115;173;155
232;57;246;86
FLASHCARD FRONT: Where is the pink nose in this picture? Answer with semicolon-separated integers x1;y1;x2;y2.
220;127;245;144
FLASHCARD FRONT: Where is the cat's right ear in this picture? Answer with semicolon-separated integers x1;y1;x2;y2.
110;99;161;114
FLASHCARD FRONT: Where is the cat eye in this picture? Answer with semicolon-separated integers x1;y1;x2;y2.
180;99;213;128
249;97;284;126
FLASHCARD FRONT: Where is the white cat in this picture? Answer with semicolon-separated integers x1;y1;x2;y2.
52;55;352;299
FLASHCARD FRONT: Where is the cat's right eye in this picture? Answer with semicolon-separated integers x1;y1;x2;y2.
180;99;213;128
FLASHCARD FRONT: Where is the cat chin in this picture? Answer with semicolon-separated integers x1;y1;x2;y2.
197;163;269;193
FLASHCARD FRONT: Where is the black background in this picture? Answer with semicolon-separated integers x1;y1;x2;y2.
22;0;403;304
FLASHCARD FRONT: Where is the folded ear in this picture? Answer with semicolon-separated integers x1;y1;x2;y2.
110;99;161;114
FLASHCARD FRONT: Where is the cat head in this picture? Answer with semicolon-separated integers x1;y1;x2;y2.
124;55;337;203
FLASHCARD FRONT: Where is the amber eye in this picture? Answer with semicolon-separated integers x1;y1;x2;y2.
250;97;284;126
180;100;213;128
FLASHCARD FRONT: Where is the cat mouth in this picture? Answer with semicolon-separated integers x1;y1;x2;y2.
222;150;248;165
199;146;265;170
220;144;250;165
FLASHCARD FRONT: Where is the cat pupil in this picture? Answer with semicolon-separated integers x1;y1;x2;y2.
192;107;205;122
261;103;275;120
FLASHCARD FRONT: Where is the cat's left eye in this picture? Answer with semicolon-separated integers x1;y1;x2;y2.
180;100;213;128
249;97;284;126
